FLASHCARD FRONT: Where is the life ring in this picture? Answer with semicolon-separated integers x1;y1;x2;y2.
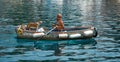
17;28;23;36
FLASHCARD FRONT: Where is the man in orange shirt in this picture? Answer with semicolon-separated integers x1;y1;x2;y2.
55;14;64;31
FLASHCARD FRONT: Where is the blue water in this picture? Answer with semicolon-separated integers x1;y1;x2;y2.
0;0;120;62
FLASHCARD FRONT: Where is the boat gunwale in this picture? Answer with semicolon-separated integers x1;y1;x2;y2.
16;25;97;40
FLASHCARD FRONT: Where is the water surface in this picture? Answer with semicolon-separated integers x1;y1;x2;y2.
0;0;120;62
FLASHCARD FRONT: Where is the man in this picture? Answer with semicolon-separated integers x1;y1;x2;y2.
55;14;64;31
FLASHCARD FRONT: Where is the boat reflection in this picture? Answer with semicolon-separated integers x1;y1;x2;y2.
17;39;97;56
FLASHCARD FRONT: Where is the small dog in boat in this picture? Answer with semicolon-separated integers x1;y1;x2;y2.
27;21;43;31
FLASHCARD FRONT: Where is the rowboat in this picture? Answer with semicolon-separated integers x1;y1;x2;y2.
15;25;97;40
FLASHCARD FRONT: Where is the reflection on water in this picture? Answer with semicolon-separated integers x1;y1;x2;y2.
0;39;97;62
34;39;97;55
17;39;97;54
0;0;120;62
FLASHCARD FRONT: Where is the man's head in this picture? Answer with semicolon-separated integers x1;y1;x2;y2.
57;14;62;18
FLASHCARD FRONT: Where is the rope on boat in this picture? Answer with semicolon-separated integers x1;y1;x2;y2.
17;26;23;36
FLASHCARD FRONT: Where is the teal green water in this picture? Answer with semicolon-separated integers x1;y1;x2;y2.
0;0;120;62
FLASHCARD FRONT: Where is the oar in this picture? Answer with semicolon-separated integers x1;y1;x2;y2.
37;26;56;40
45;26;56;35
34;26;56;47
